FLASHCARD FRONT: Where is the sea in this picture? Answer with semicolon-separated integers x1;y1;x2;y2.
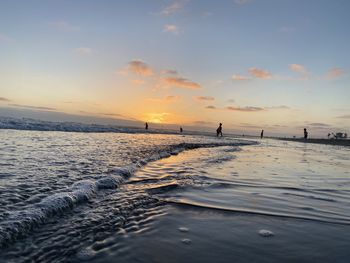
0;129;349;263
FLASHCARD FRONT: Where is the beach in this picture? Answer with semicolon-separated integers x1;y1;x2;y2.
0;130;349;262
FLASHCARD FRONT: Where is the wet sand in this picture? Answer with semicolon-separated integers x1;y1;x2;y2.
277;138;350;147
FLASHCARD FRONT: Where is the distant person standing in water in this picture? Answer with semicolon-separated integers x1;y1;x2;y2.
260;129;264;139
145;122;148;130
216;123;223;137
304;128;308;139
180;127;183;133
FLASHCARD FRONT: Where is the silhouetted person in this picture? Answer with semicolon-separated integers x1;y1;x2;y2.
216;123;223;137
304;128;308;139
180;127;183;133
145;122;148;130
260;130;264;139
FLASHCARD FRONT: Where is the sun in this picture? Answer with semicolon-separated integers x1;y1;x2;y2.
145;112;170;124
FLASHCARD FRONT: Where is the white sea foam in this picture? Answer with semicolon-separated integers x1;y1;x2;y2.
0;141;251;247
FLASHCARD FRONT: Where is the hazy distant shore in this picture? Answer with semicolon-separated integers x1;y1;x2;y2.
277;138;350;147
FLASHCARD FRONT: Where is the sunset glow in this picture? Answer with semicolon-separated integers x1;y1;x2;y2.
0;0;349;136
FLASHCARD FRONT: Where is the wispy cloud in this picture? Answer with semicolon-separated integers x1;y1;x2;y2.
336;115;350;119
74;47;93;55
248;68;272;79
161;0;186;15
205;105;216;109
99;112;124;117
196;96;215;101
162;76;201;89
227;106;265;112
308;122;331;127
163;24;180;34
0;97;11;102
232;74;250;80
9;104;57;111
50;21;80;32
205;104;290;112
265;105;290;110
125;60;154;77
326;67;345;79
227;99;235;103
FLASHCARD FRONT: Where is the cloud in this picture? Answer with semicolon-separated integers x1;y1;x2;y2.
234;0;251;5
265;105;290;110
50;21;80;32
232;74;250;80
248;68;272;79
0;97;10;102
227;106;265;112
326;68;345;79
289;64;308;77
336;115;350;119
205;105;217;109
75;47;93;55
9;104;57;111
196;96;215;101
164;95;180;101
227;99;235;103
99;112;124;117
126;60;154;76
162;77;201;89
161;0;186;15
163;24;179;34
308;122;331;127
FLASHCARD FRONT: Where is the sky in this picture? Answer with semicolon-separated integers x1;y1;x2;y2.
0;0;349;137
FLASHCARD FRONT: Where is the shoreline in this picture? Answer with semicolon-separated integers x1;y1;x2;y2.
276;138;350;147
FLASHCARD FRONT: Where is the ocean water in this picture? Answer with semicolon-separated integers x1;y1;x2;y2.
0;130;349;262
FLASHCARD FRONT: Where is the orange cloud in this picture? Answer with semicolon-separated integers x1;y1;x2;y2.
127;60;154;76
162;77;201;89
327;68;344;79
196;96;215;101
248;68;272;79
232;74;250;80
289;64;308;77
